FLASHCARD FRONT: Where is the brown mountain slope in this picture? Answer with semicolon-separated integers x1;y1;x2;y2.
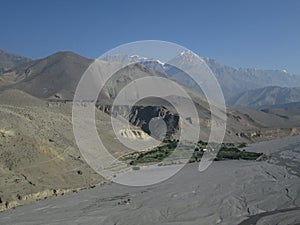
0;52;93;99
0;89;155;211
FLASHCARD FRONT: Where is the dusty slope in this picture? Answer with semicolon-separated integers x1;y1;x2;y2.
0;89;155;211
0;89;102;210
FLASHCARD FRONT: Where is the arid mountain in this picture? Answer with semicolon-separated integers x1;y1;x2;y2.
102;53;203;93
229;86;300;109
203;58;300;101
0;52;167;101
102;52;300;103
0;50;31;74
0;51;93;99
169;53;300;102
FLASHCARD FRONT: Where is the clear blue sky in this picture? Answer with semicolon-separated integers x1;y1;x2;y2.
1;0;299;74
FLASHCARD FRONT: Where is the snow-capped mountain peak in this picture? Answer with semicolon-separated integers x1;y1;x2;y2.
101;54;165;65
167;50;205;68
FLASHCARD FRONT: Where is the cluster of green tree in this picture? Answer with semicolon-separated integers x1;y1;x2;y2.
129;140;263;165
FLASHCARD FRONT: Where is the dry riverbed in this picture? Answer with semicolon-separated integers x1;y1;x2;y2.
0;136;299;225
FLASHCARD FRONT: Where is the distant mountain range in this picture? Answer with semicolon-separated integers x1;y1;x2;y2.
0;50;31;74
1;49;300;109
203;58;300;100
102;51;300;106
228;86;300;109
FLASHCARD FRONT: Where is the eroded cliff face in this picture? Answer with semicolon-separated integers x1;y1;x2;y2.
235;127;300;140
0;188;78;212
97;105;181;139
97;103;300;144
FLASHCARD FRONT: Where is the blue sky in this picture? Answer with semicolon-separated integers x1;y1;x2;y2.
1;0;299;74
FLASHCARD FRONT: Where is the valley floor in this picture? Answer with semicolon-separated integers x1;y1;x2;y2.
0;136;300;225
